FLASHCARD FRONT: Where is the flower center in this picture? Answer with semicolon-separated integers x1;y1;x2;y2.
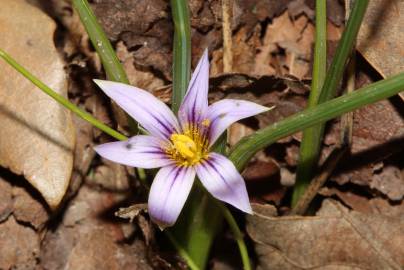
171;134;197;160
166;128;209;166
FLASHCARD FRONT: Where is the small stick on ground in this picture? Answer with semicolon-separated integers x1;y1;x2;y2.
221;0;233;73
290;146;347;215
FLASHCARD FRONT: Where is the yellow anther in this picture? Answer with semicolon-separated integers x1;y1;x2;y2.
171;134;197;159
201;118;211;127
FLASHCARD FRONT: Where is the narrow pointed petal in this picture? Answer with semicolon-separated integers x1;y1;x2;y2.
196;153;252;214
94;80;180;140
178;49;209;127
94;135;173;169
148;165;196;229
207;99;271;146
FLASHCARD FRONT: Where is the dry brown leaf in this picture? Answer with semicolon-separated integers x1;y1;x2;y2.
327;98;404;200
92;0;169;41
90;162;130;191
0;176;13;222
0;0;75;207
68;114;96;198
0;216;40;269
247;199;404;270
320;187;404;217
357;0;404;101
40;185;152;270
12;185;49;230
116;41;165;93
357;0;404;78
92;0;173;78
254;11;314;79
352;100;404;153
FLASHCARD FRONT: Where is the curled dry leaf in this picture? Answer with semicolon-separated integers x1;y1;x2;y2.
247;199;404;270
357;0;404;101
0;0;75;208
357;0;404;79
115;203;148;223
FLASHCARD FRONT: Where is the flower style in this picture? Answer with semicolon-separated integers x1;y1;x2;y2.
94;50;269;229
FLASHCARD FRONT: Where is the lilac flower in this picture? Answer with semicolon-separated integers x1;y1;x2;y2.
94;50;269;229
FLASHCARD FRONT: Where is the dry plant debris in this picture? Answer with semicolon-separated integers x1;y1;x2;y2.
247;199;404;270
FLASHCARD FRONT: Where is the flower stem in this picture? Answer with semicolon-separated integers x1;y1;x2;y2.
229;72;404;171
292;0;369;205
165;232;201;270
170;0;191;114
0;49;127;142
72;0;145;181
216;202;251;270
292;0;327;206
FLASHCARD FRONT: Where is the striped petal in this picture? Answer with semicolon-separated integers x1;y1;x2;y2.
148;165;196;229
206;99;270;146
94;135;173;169
196;153;252;214
94;80;180;140
178;49;209;128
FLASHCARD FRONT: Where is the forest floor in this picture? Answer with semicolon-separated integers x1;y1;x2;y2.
0;0;403;269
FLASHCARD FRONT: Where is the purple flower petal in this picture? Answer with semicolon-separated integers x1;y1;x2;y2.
94;80;180;140
178;49;209;128
206;99;270;146
94;135;173;169
196;153;252;214
148;165;196;229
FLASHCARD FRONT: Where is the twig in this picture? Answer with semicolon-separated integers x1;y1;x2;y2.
290;146;347;215
340;0;355;143
222;0;233;73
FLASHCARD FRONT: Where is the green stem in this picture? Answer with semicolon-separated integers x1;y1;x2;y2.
217;203;251;270
318;0;368;103
292;0;369;205
229;72;404;171
72;0;129;84
308;0;327;107
292;0;327;206
170;0;191;114
165;232;201;270
0;49;127;142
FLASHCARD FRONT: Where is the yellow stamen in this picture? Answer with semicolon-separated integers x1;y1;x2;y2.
167;128;209;166
201;118;210;127
171;134;197;159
